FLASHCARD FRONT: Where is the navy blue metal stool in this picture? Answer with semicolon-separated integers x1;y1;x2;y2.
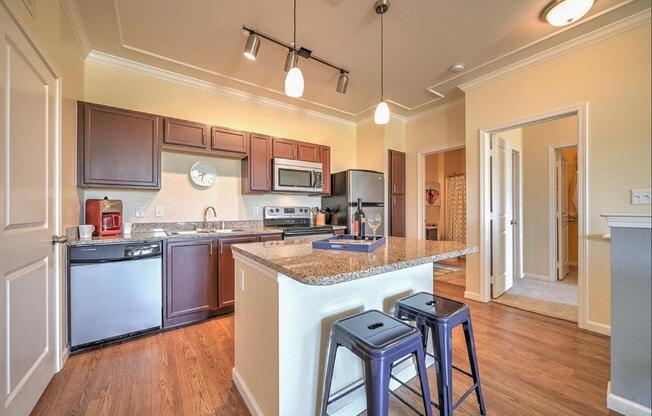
321;310;433;416
394;293;486;416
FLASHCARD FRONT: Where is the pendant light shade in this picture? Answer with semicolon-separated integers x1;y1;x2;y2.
242;33;260;60
374;101;390;124
285;67;304;98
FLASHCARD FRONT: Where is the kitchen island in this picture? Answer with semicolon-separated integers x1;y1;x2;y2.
231;237;476;416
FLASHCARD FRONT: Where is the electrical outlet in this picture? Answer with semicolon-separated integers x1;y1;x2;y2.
135;206;145;218
253;206;260;217
239;270;245;291
155;206;164;217
631;188;651;205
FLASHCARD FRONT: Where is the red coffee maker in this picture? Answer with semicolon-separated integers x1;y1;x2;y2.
85;197;123;236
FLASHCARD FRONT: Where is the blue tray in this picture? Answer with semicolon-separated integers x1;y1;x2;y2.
312;234;386;252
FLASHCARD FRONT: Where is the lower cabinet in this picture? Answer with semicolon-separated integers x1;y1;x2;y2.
164;238;216;328
164;233;281;328
217;236;258;309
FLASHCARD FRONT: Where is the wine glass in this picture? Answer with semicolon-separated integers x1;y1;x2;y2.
368;214;382;240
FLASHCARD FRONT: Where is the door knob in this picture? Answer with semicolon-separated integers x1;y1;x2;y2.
510;220;518;225
51;235;68;244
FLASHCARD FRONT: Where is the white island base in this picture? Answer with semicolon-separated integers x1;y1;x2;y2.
232;253;434;416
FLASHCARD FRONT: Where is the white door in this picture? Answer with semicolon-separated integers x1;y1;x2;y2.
0;6;60;415
556;151;570;280
490;136;513;298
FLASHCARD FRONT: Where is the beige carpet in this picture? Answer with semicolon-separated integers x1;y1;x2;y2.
493;269;578;322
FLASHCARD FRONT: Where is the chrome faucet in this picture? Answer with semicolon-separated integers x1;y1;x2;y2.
203;206;217;228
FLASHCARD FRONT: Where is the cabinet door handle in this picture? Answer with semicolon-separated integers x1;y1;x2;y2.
210;242;214;257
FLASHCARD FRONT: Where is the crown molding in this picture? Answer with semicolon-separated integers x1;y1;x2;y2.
59;0;91;58
405;97;465;123
87;50;358;128
459;8;651;92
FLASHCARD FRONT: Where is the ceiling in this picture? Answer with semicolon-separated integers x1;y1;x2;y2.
73;0;649;121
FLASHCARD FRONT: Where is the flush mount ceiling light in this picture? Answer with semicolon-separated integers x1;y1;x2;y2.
373;0;390;125
242;32;260;60
241;3;350;97
541;0;594;27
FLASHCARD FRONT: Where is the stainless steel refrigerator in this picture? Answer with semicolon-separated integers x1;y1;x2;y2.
321;169;385;235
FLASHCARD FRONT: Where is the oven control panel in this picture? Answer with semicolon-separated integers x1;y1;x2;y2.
264;206;311;219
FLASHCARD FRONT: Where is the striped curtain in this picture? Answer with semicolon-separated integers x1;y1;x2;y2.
445;175;466;243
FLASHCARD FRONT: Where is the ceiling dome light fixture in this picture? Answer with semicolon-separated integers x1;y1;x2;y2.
242;32;260;60
284;0;304;98
541;0;594;27
373;0;390;125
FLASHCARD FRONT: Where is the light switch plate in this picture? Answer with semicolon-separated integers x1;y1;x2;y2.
135;206;145;218
631;188;651;205
155;206;164;217
253;207;260;217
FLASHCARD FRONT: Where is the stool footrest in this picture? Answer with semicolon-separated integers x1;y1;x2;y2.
389;389;427;416
425;352;474;378
453;382;480;410
326;381;365;406
389;373;440;410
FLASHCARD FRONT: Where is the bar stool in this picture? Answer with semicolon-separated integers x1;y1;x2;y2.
394;292;486;416
321;310;432;416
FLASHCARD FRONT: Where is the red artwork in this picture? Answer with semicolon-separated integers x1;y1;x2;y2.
425;188;440;205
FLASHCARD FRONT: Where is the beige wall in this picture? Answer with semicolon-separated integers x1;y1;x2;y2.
82;61;357;223
521;116;577;279
405;104;466;239
464;24;652;328
563;147;579;265
4;0;86;230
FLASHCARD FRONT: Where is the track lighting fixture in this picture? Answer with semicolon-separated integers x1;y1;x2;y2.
336;72;349;94
242;4;349;97
374;0;390;125
242;32;260;61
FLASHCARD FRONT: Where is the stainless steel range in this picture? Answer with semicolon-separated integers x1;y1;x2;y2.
264;206;333;240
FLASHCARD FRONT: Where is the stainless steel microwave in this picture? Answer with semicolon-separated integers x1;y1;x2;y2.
273;158;323;193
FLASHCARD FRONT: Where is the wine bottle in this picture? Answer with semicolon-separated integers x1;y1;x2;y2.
354;198;366;240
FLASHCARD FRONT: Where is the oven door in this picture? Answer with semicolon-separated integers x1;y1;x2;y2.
273;158;323;193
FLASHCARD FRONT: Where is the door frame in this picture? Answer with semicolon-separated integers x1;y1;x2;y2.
0;0;64;370
548;143;576;282
478;103;589;331
511;149;523;282
417;144;465;240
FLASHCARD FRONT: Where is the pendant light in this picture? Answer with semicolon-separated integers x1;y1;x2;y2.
374;0;390;125
284;0;304;98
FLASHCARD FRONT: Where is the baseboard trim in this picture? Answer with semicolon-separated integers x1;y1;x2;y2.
607;381;652;416
582;319;611;336
464;291;484;302
232;367;264;416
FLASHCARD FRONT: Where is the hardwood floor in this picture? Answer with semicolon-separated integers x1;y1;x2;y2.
32;281;612;416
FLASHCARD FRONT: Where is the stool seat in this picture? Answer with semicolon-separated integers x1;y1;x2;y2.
336;310;417;349
394;292;468;322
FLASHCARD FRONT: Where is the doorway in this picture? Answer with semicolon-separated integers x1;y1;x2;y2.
420;146;467;288
479;107;586;327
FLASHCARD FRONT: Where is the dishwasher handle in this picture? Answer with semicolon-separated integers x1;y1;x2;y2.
70;253;162;265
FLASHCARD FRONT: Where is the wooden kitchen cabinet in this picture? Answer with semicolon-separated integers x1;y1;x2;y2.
320;145;331;195
217;236;258;309
161;117;209;151
242;134;272;193
297;142;320;162
164;238;216;327
258;234;283;242
388;150;406;237
272;138;297;159
211;126;247;154
78;102;161;189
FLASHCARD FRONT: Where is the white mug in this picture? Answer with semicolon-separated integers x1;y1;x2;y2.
122;222;133;235
79;224;94;239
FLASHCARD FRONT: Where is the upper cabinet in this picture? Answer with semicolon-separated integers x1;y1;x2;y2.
211;127;247;155
78;102;161;189
161;117;209;151
320;145;331;195
297;142;320;163
242;134;272;193
272;138;297;159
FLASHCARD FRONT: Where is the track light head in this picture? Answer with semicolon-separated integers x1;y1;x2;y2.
336;72;349;94
243;32;260;60
374;0;390;14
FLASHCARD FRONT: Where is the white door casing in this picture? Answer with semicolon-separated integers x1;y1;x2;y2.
0;5;60;415
556;150;570;280
490;136;513;298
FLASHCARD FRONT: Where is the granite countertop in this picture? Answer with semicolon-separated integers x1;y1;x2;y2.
66;227;283;246
231;237;477;286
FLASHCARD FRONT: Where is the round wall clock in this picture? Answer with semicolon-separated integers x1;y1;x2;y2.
189;161;216;188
